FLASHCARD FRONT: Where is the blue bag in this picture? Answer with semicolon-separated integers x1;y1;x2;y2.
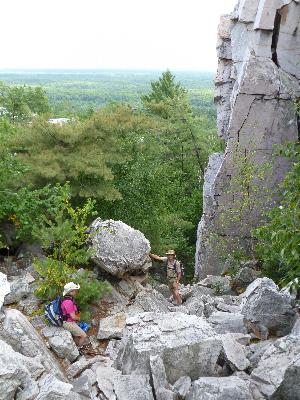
78;322;90;332
45;296;63;327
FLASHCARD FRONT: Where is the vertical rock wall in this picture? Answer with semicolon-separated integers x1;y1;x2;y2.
195;0;300;278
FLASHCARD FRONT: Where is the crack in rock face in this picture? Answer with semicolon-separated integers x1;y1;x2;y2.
195;0;300;278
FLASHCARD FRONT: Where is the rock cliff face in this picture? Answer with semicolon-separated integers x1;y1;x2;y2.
196;0;300;278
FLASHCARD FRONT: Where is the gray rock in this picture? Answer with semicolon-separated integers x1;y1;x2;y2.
291;318;300;336
271;355;300;400
127;289;170;315
208;311;247;334
198;275;232;295
4;273;35;305
36;374;73;400
17;293;40;315
241;278;296;337
150;355;175;400
186;376;253;400
104;339;123;362
41;326;79;362
72;374;93;398
0;272;10;310
0;309;65;379
251;333;300;397
66;355;108;379
247;339;276;371
89;219;151;277
173;376;191;399
184;296;205;317
232;266;259;293
95;364;121;400
114;374;154;400
0;339;44;400
220;333;250;371
97;312;126;340
116;312;222;384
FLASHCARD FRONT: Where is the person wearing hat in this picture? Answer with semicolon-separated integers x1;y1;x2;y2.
61;282;89;347
149;250;182;305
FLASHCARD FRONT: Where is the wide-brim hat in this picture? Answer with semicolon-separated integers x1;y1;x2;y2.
63;282;80;296
165;249;176;256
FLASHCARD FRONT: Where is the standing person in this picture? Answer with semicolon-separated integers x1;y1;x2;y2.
61;282;89;347
149;250;182;305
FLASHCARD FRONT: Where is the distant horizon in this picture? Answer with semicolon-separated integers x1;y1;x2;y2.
0;68;215;73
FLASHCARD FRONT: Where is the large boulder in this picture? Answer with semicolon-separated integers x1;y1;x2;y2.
0;272;10;310
116;312;223;384
186;376;253;400
89;219;151;277
0;308;65;379
113;374;154;400
241;278;296;337
251;333;300;398
41;326;79;362
126;289;171;316
0;339;44;400
150;355;175;400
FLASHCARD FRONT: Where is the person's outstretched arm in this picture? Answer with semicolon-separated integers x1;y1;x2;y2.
149;253;165;262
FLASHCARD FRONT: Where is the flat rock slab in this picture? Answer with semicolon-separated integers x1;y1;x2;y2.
89;219;151;277
116;312;222;384
208;311;247;334
186;376;253;400
97;312;127;339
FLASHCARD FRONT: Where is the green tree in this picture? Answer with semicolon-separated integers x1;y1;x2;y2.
0;82;50;122
253;143;300;286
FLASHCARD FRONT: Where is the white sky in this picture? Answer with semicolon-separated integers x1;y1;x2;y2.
1;0;238;71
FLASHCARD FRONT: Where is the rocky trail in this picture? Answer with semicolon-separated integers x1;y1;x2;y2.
0;219;299;399
1;0;300;398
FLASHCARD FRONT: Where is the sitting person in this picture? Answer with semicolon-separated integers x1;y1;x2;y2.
61;282;89;347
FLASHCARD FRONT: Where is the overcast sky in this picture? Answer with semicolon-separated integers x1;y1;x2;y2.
1;0;237;71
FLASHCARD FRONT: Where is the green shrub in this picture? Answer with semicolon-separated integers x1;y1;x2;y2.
253;143;300;286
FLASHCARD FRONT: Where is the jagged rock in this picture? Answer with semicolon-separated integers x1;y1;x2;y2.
186;376;253;400
36;374;73;400
198;275;232;294
184;296;205;317
4;274;34;305
117;279;137;298
272;355;300;400
127;289;170;315
104;339;122;362
89;219;151;277
116;312;222;384
291;318;300;336
153;283;170;299
251;334;300;398
66;355;108;379
150;355;175;400
246;339;276;371
231;266;259;293
220;333;250;371
101;286;128;315
0;339;44;400
173;376;192;399
97;312;127;340
0;272;10;309
72;374;93;398
41;326;79;362
95;364;121;400
241;278;296;337
114;374;154;400
208;311;247;334
0;309;65;379
17;293;40;315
